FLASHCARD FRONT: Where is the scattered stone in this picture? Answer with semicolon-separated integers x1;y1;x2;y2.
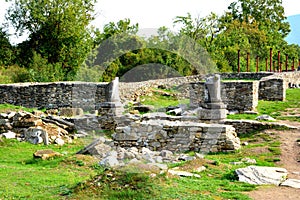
59;108;84;117
242;142;249;146
235;166;288;185
167;108;182;116
281;179;300;189
13;112;43;127
230;161;243;165
255;115;276;121
241;157;257;164
178;155;195;161
54;138;65;146
25;127;49;145
244;111;259;115
2;131;16;139
33;149;61;160
133;105;154;113
168;169;201;178
99;156;120;168
195;153;205;159
160;150;173;158
228;110;239;115
195;166;206;172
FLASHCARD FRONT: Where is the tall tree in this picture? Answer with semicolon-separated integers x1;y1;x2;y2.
227;0;290;48
5;0;97;80
0;27;14;66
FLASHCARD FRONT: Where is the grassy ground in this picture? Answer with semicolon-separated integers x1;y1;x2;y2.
228;88;300;121
0;89;299;199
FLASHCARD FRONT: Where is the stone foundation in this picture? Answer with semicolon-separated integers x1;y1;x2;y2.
112;115;241;153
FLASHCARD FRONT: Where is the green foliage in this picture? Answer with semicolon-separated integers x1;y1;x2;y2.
0;27;15;66
5;0;97;81
0;65;30;83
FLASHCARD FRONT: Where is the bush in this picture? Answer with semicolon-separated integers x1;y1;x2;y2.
0;65;31;83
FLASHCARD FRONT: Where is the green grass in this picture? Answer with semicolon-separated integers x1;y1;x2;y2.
140;88;190;110
1;89;300;199
228;88;300;120
0;138;97;199
0;103;45;113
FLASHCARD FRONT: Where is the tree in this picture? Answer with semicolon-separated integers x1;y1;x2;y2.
0;27;14;66
227;0;290;48
5;0;97;80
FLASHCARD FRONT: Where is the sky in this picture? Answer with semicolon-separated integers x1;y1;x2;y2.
1;0;300;44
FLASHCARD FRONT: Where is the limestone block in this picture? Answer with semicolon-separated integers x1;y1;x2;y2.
25;127;49;145
235;166;288;185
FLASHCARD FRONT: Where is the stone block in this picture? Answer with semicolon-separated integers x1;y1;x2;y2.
198;108;227;120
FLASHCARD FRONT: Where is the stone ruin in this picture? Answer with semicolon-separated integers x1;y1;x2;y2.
112;74;241;153
198;74;227;121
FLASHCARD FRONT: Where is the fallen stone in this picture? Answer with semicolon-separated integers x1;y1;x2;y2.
160;150;173;158
59;108;84;117
241;158;257;164
195;166;206;172
13;112;43;127
33;149;61;160
230;161;243;165
2;131;16;139
235;166;288;185
54;138;65;146
25;127;49;145
178;155;195;161
281;179;300;189
133;105;154;113
244;111;259;115
255;115;276;121
167;108;182;116
150;163;168;170
99;156;120;168
195;153;205;159
168;169;201;178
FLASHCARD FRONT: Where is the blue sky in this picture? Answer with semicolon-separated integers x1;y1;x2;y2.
1;0;299;44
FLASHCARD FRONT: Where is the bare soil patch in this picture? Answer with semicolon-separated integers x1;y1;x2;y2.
246;121;300;200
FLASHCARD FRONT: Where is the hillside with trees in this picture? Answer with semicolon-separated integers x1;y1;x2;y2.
0;0;299;83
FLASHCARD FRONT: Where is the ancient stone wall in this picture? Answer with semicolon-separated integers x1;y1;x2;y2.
258;71;300;101
258;78;287;101
113;115;240;153
218;72;274;80
119;75;205;102
190;81;259;113
0;82;108;111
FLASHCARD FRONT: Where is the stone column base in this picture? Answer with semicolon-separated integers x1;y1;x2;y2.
197;108;227;120
97;102;124;116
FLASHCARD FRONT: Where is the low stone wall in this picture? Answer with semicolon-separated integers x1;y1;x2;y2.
258;71;300;101
218;72;274;80
119;75;204;102
0;82;108;111
259;78;287;101
113;117;240;153
190;81;259;113
223;119;297;136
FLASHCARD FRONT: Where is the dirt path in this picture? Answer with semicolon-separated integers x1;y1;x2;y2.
247;121;300;200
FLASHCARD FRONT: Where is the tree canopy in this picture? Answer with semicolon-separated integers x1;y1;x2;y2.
0;0;299;83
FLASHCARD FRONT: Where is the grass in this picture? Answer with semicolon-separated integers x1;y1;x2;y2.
0;103;45;113
1;89;299;199
0;138;98;199
0;128;281;199
228;88;300;120
140;88;190;110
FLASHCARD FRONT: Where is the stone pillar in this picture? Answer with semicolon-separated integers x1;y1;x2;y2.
198;74;227;121
98;77;124;116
